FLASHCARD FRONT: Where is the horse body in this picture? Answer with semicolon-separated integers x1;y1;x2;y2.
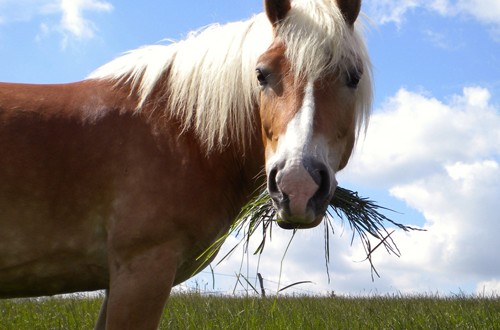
1;83;109;297
0;1;371;328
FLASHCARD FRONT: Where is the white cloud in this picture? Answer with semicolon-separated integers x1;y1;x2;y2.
364;0;451;27
365;0;500;38
456;0;500;27
476;279;500;296
390;160;500;274
364;0;422;27
0;0;113;46
58;0;113;40
346;87;500;187
339;86;500;294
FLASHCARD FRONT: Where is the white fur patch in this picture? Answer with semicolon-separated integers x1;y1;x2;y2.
279;80;315;161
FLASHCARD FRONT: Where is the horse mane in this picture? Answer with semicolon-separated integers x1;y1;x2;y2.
88;0;372;152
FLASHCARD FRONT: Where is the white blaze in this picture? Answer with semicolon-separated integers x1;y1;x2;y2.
286;80;315;157
268;80;316;167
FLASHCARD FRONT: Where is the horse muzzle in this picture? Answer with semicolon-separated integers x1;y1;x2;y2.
267;158;336;229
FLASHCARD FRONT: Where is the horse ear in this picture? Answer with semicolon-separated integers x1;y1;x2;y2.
336;0;361;26
264;0;291;26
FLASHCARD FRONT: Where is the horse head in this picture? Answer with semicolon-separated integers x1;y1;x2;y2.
257;0;370;229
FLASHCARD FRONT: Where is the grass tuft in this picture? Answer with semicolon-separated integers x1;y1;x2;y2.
197;187;424;280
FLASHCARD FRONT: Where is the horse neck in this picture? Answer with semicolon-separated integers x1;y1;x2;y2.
141;90;266;216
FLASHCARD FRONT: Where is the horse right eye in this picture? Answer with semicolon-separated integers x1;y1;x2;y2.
346;68;362;89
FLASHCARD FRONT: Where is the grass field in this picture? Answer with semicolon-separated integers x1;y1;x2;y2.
1;293;499;329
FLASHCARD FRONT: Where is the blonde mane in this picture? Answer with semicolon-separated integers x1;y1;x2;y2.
89;0;372;151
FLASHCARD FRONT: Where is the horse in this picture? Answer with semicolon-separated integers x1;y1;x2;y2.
0;0;371;328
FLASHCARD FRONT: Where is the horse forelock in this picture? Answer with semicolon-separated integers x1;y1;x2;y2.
88;0;372;151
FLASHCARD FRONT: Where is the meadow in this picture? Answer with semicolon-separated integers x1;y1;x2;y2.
1;292;499;329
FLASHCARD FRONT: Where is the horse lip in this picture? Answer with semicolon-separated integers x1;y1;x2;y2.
272;196;328;230
276;214;324;230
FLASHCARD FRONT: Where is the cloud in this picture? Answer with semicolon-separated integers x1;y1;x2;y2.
456;0;500;27
0;0;113;46
364;0;417;26
389;160;500;274
339;86;500;294
345;87;500;187
364;0;449;27
58;0;113;40
476;279;500;296
365;0;500;38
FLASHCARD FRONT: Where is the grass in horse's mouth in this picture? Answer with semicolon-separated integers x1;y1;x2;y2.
197;187;424;282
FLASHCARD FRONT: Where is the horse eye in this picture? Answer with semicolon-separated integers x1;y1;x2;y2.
346;69;362;89
256;68;268;87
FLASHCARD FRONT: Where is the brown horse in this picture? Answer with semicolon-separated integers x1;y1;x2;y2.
0;0;371;329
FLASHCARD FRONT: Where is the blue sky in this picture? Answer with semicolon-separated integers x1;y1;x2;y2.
1;0;499;296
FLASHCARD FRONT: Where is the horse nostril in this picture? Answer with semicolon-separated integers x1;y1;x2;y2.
307;162;331;205
316;168;330;200
267;166;280;199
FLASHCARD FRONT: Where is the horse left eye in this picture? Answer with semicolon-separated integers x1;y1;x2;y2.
256;68;269;87
346;69;362;89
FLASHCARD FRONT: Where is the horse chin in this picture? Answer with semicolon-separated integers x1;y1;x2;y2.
276;214;324;230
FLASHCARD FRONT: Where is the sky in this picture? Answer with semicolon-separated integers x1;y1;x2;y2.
1;0;499;297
